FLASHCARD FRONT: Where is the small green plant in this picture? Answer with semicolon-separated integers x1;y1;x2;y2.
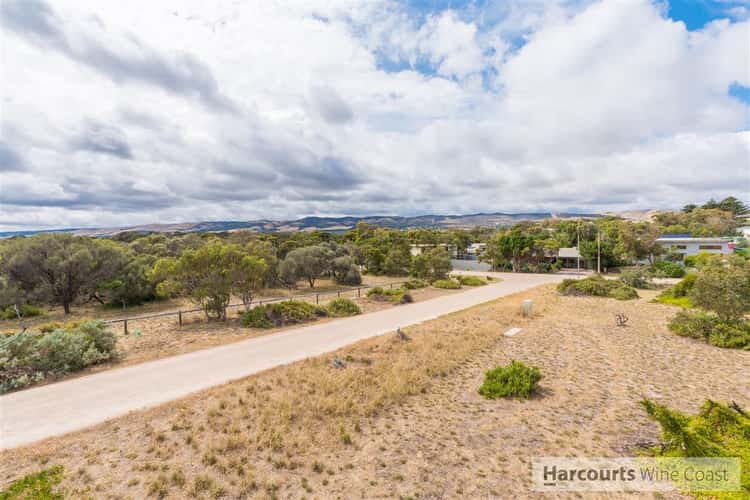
650;260;686;278
457;275;487;286
403;279;427;290
240;300;325;329
478;361;541;399
326;298;361;317
433;279;461;289
0;465;64;499
618;268;653;289
557;275;637;300
367;287;412;303
0;304;44;320
668;310;750;349
641;399;749;497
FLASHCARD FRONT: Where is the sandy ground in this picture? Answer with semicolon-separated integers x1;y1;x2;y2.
1;284;747;499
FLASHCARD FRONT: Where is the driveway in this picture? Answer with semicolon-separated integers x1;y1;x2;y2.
0;272;564;450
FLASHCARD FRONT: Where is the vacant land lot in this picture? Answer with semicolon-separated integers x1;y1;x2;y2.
0;276;457;374
2;284;747;498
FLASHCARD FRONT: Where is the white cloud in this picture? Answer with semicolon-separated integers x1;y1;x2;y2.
0;0;747;230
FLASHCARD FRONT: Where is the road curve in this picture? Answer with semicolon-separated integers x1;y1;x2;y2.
0;273;564;450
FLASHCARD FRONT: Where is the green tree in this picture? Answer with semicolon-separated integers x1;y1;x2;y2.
487;230;542;272
282;245;333;288
410;247;451;281
1;234;127;314
616;222;661;263
383;247;412;276
168;242;245;320
99;255;157;308
690;255;750;322
235;255;268;310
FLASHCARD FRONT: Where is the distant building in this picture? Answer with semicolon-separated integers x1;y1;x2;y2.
739;226;750;239
655;235;734;259
409;243;456;257
456;242;487;260
557;247;581;268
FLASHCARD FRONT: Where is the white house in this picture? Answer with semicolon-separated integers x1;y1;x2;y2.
739;226;750;239
655;236;734;259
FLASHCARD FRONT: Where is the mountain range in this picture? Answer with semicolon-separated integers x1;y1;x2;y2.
0;211;623;238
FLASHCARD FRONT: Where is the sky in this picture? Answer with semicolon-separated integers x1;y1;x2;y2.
0;0;749;230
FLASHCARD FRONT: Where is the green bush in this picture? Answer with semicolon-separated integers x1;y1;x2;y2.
618;268;653;289
403;279;427;290
478;361;541;399
654;274;697;308
433;279;461;289
650;260;686;278
641;399;749;497
0;304;45;320
366;287;412;303
0;465;64;499
557;276;638;300
709;322;750;349
327;298;361;317
668;310;717;340
668;310;750;349
366;287;385;297
0;321;117;393
240;300;325;329
457;275;487;286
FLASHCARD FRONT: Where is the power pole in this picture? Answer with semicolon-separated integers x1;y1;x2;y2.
597;227;601;274
576;220;581;279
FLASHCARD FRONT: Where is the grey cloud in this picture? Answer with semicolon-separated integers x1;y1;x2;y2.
0;142;25;172
1;0;235;112
310;85;354;124
71;123;133;159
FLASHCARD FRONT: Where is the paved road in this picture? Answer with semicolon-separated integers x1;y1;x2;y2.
0;273;564;450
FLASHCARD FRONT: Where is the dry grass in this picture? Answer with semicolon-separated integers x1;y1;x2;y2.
2;284;747;499
0;276;455;378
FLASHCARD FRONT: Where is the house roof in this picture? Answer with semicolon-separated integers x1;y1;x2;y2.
655;237;732;243
558;247;581;258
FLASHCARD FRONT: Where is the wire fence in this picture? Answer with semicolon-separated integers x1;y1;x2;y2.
103;281;408;335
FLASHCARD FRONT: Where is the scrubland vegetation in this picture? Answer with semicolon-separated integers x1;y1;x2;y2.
557;275;639;300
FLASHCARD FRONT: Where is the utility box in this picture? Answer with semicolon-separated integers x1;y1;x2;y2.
521;299;533;318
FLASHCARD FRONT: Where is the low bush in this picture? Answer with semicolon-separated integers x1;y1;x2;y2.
240;300;326;329
668;310;750;349
38;321;64;333
403;279;428;290
478;361;541;399
641;399;749;497
557;275;638;300
366;287;412;303
650;260;686;278
326;298;362;317
0;304;45;320
0;320;117;393
618;268;653;289
433;279;461;289
654;274;697;308
457;275;487;286
0;465;64;499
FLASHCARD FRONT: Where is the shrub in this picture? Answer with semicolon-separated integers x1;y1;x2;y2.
0;465;64;499
0;304;44;320
366;287;385;298
557;276;638;300
654;274;697;308
618;268;653;289
668;310;750;349
433;279;461;289
327;298;361;317
399;292;414;304
457;275;487;286
0;321;117;393
709;322;750;349
689;255;750;322
641;399;749;496
240;300;324;329
668;310;717;340
478;361;541;399
403;279;427;290
650;260;686;278
38;321;64;333
366;287;411;303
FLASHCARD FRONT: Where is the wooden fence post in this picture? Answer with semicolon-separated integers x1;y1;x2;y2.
357;288;361;298
124;319;128;336
316;294;319;304
178;311;182;326
337;291;340;298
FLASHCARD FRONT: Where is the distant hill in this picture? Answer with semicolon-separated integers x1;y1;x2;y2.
0;212;604;238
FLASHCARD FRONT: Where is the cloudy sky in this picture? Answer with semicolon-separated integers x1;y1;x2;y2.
1;0;748;230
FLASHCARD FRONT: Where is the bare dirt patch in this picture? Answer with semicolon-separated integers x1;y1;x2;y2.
2;285;746;499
